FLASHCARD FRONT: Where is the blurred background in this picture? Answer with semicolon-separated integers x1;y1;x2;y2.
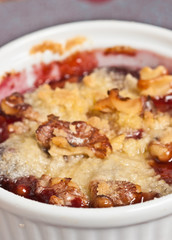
0;0;172;47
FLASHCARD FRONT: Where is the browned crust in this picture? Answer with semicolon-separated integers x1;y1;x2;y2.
30;41;63;55
65;36;87;51
30;37;87;55
104;46;137;56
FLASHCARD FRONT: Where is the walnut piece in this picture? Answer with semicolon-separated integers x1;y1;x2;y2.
94;89;145;115
36;175;88;207
90;180;159;208
0;92;40;121
149;141;172;162
140;66;168;80
36;114;112;159
138;66;172;96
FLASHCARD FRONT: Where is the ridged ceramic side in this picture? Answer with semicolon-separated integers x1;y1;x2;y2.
1;21;172;240
1;208;172;240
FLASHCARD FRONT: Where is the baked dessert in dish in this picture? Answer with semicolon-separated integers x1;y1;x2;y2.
0;45;172;208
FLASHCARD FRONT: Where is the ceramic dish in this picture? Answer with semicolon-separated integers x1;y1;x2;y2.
0;20;172;240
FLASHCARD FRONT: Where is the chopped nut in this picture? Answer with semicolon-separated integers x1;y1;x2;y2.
94;89;145;115
90;180;142;207
1;92;28;115
140;66;168;80
36;175;88;207
149;141;172;162
36;115;58;148
36;114;112;159
104;46;137;56
138;66;172;96
0;92;40;121
90;180;158;208
91;195;114;208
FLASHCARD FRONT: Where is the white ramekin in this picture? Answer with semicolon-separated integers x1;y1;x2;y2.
0;20;172;240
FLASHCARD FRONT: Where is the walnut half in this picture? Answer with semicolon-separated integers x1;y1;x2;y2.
36;114;112;159
138;66;172;96
0;92;40;121
89;180;159;208
36;175;88;207
149;141;172;163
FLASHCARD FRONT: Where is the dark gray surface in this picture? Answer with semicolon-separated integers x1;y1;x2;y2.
0;0;172;47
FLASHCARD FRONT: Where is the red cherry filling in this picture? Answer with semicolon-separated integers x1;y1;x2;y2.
152;94;172;112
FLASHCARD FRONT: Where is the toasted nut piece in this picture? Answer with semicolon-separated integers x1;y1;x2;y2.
94;89;145;115
138;66;172;96
138;75;172;96
104;46;137;56
36;114;112;159
140;66;168;80
1;93;28;115
52;136;70;148
92;195;114;208
90;180;158;208
36;115;59;148
90;180;141;207
36;175;88;207
0;92;40;121
149;141;172;162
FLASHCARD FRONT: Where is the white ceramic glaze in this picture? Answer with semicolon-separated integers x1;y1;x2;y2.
0;20;172;240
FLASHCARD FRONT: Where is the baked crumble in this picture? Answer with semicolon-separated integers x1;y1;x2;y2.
1;47;172;208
